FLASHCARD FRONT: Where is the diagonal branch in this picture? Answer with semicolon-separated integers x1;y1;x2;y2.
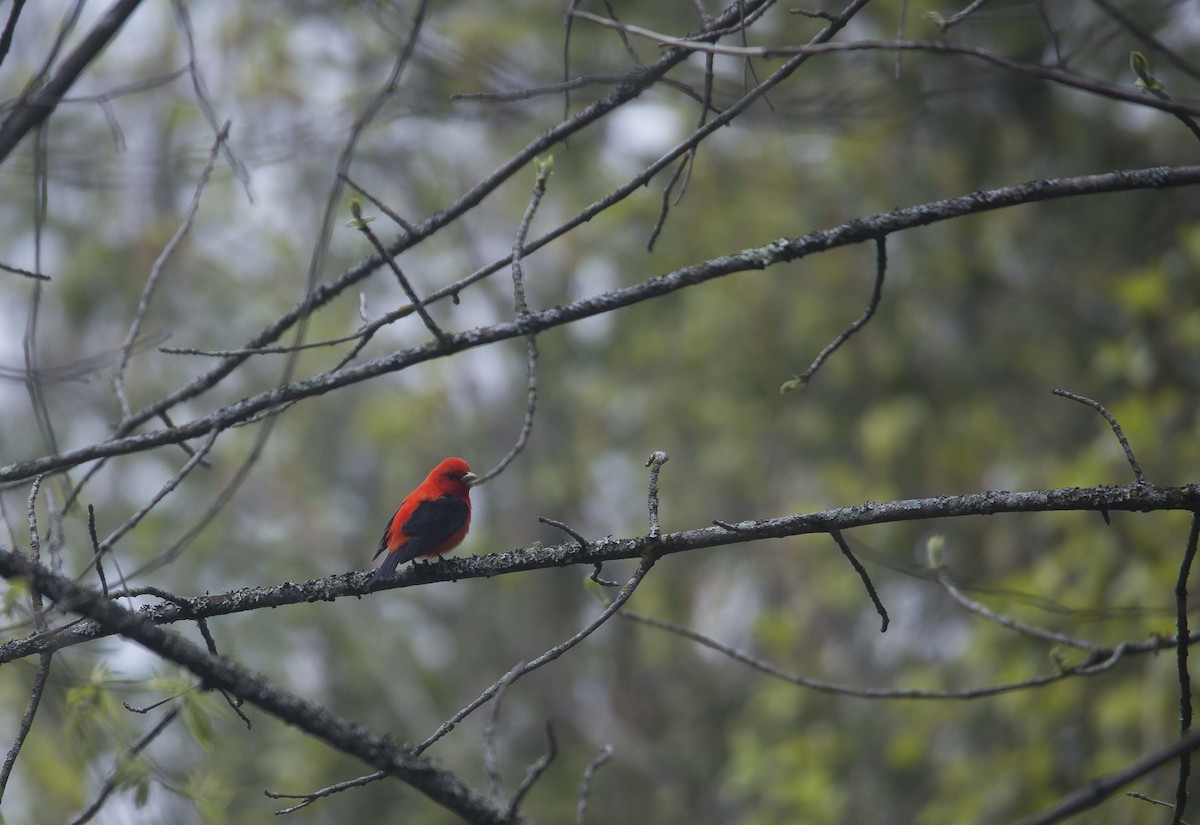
0;551;517;825
0;0;146;162
7;164;1200;485
105;0;780;442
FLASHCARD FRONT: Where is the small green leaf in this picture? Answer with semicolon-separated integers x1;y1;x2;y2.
345;198;375;228
182;695;215;752
779;375;806;394
925;534;945;569
1;579;30;616
1130;51;1164;92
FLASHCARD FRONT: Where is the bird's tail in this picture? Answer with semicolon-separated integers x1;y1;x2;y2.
367;550;403;586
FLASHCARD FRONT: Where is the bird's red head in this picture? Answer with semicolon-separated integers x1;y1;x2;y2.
427;457;478;497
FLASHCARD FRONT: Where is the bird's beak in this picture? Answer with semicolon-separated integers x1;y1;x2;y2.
462;471;480;487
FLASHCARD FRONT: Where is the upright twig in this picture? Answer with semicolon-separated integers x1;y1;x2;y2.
478;157;552;485
1172;513;1200;825
113;122;230;419
0;476;52;800
86;504;107;596
575;744;614;825
505;721;557;820
483;663;524;800
645;452;669;539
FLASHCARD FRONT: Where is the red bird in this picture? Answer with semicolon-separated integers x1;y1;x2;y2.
368;457;478;584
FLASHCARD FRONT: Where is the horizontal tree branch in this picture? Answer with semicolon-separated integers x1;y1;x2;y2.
0;550;518;825
4;164;1200;485
3;482;1198;663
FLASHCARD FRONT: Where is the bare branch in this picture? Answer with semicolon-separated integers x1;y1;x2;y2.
1052;389;1147;484
352;211;450;345
0;0;146;162
8;164;1200;486
645;452;669;539
575;744;613;825
1172;513;1200;825
936;570;1100;651
0;552;515;825
112;122;230;418
416;552;659;755
104;0;780;445
3;482;1199;663
506;721;557;820
0;475;51;800
478;158;551;485
0;261;50;281
622;611;1129;700
782;236;886;393
1014;727;1200;825
569;12;1200;120
266;771;388;815
830;529;888;632
67;708;180;825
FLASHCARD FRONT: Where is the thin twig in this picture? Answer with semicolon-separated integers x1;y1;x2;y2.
170;0;251;196
567;13;1200;119
1051;389;1146;484
417;552;659;755
622;610;1129;700
830;529;888;631
1091;0;1200;84
68;708;180;825
936;570;1099;651
783;236;887;393
0;0;28;69
113;122;230;418
87;429;220;577
538;517;589;550
353;215;449;344
1172;512;1200;825
933;0;992;30
266;771;388;815
340;173;414;232
0;261;50;280
483;663;524;800
506;721;557;820
478;158;552;485
1127;791;1190;822
86;504;106;596
0;476;51;800
160;329;369;357
1014;727;1200;825
575;744;614;825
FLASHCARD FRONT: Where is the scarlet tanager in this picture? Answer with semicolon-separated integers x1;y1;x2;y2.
368;457;478;584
